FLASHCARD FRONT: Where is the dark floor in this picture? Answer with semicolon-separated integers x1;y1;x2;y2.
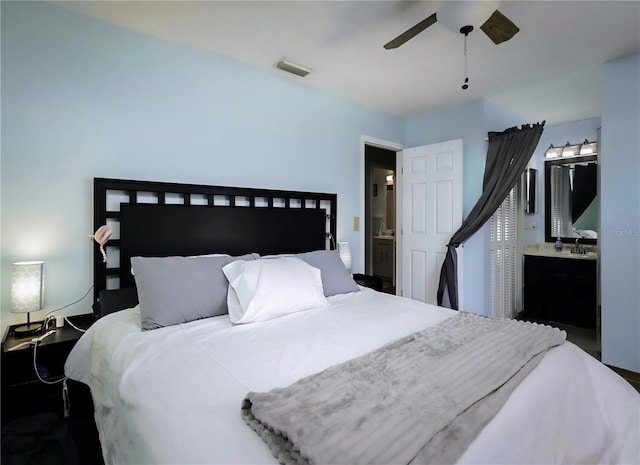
69;417;104;465
550;320;600;359
520;316;640;393
381;278;395;295
519;316;600;359
0;415;104;464
610;366;640;393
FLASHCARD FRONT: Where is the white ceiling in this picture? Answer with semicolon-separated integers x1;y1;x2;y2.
58;0;640;125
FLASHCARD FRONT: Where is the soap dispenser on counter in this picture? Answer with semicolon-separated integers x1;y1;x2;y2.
555;237;563;251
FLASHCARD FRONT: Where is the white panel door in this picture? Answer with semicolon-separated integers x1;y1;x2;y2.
401;140;463;305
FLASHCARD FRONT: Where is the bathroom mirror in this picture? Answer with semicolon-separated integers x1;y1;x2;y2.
524;168;537;214
545;155;598;244
372;168;395;237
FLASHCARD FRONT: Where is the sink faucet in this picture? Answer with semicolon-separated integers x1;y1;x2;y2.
571;238;586;254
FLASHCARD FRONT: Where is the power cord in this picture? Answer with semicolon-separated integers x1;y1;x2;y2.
32;336;66;385
7;287;94;418
326;232;336;250
43;284;94;332
31;336;69;417
28;285;94;391
63;316;88;333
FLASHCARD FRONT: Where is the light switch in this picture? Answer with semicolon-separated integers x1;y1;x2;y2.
353;217;360;231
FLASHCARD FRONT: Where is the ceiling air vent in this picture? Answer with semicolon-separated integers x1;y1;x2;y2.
276;59;311;78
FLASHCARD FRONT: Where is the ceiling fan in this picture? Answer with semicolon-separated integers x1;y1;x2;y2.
383;1;519;90
383;1;519;50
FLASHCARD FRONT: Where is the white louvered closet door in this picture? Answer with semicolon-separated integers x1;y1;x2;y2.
490;187;518;319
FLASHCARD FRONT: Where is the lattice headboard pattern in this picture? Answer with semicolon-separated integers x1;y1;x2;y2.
93;178;337;303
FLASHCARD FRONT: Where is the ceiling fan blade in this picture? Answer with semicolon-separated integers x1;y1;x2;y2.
480;9;519;44
384;12;438;50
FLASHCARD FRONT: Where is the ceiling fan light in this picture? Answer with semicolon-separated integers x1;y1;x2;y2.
437;0;499;33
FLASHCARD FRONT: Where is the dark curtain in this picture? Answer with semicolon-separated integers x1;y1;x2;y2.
571;162;597;223
437;122;545;309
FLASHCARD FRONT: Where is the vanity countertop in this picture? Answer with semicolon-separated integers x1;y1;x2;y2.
373;235;395;240
524;244;597;260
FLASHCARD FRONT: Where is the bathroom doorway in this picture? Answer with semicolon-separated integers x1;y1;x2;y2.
364;144;397;294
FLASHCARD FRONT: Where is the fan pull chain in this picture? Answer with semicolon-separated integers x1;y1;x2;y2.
462;32;469;90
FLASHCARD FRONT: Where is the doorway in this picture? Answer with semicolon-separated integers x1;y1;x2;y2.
364;145;397;294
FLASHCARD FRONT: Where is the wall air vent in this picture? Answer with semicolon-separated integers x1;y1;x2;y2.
276;59;312;77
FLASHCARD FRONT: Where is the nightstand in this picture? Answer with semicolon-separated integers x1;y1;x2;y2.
1;314;95;425
352;273;383;291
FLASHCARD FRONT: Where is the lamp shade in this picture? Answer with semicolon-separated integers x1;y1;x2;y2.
337;242;352;272
580;140;598;155
545;145;564;159
11;261;44;313
561;142;581;157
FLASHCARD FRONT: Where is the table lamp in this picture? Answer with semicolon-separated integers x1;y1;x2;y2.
11;261;45;336
337;242;352;273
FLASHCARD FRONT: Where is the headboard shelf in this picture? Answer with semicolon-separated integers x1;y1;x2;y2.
94;178;337;303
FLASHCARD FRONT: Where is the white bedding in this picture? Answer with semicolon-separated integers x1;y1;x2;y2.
65;287;640;465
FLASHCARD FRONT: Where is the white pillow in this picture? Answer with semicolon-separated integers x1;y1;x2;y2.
223;257;326;324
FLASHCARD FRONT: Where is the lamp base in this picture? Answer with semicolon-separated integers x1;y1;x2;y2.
13;322;44;337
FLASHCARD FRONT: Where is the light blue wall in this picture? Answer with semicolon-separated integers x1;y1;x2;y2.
0;2;403;329
600;53;640;372
404;100;525;314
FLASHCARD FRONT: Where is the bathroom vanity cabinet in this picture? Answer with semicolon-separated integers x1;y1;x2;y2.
372;237;394;279
523;254;597;329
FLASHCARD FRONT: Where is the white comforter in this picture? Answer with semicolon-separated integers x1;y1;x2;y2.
65;287;640;465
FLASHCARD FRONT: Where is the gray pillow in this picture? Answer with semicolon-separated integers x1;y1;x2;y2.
131;254;257;330
297;250;360;296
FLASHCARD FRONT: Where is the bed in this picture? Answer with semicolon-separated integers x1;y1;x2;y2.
65;178;639;465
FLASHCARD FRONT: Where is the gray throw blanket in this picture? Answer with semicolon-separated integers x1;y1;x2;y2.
242;313;566;465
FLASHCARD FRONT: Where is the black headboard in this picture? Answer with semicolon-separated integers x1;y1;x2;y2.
93;178;337;303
